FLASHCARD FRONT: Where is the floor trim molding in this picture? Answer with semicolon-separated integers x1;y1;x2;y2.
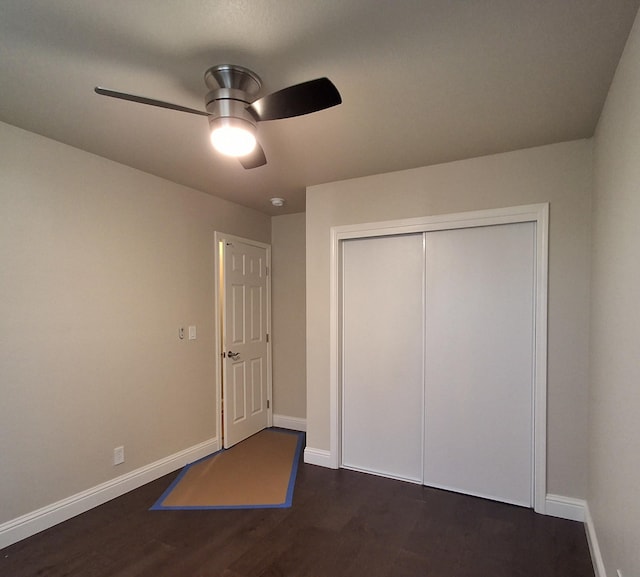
544;493;586;522
303;446;334;468
0;437;219;549
584;503;607;577
272;414;307;432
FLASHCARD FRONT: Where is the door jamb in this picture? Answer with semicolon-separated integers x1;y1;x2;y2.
213;231;273;445
328;203;549;513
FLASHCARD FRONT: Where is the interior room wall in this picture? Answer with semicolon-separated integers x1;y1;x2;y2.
270;212;307;426
0;121;270;527
306;139;592;501
590;8;640;577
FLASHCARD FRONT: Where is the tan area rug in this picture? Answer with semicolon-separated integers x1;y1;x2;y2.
151;428;304;510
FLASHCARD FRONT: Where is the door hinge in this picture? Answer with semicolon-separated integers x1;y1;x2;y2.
266;266;269;275
267;400;270;409
266;333;269;343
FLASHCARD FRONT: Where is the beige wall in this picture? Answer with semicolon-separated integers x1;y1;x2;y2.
271;213;307;420
0;121;270;524
591;8;640;577
306;139;592;499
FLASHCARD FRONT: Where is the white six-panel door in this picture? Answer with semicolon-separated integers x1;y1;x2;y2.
341;222;536;506
223;239;269;448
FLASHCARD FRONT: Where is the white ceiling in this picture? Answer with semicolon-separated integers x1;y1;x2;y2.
1;1;638;215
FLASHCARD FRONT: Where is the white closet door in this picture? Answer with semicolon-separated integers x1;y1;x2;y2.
423;223;535;506
342;234;424;482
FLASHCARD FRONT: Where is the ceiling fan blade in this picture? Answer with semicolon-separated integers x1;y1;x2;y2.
239;142;267;169
247;78;341;122
94;87;210;117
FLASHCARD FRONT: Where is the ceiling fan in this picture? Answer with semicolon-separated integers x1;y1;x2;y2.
95;64;342;169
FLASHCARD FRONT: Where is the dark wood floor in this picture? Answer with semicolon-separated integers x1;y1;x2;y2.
1;455;594;577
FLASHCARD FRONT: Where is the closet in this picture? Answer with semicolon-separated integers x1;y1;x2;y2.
341;220;537;507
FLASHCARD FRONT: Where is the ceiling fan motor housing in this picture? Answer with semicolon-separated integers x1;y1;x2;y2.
204;65;262;132
205;87;257;133
204;64;262;95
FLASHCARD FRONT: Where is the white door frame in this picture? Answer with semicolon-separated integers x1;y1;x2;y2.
329;203;549;513
214;232;273;445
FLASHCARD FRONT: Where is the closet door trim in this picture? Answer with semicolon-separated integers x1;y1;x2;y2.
329;203;549;514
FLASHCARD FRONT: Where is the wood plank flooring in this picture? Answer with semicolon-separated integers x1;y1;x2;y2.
1;455;594;577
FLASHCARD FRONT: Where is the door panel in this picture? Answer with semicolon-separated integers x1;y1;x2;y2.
341;234;424;483
231;363;246;421
249;285;263;341
231;284;244;344
223;240;269;448
423;223;535;506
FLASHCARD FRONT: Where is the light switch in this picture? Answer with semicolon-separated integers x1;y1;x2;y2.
188;326;197;340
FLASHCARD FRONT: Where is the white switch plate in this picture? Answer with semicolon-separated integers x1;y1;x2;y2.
113;446;125;466
188;326;196;340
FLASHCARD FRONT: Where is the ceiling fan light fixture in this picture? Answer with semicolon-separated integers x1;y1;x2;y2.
96;64;341;170
209;117;257;157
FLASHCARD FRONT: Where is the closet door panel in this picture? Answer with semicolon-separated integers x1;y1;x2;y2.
424;223;535;506
342;234;424;482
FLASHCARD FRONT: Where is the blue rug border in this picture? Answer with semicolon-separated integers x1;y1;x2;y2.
149;428;304;511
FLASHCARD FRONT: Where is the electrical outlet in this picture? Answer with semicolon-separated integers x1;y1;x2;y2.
113;446;125;466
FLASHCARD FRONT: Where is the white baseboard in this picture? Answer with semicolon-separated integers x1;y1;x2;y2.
545;495;605;577
584;503;607;577
0;437;219;549
303;446;335;468
544;493;586;522
273;414;307;432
